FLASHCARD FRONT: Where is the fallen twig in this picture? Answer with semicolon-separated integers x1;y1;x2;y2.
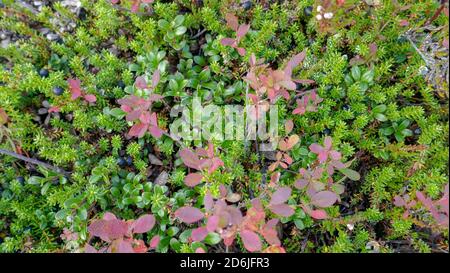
0;148;70;176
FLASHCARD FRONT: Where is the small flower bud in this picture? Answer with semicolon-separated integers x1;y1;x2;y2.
324;12;334;19
316;14;323;21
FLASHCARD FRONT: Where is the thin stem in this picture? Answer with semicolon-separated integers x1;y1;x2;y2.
0;148;70;176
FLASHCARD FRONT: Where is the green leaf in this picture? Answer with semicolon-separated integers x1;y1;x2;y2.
158;20;169;29
170;238;181;252
374;113;387;122
204;232;221;245
173;15;185;27
110;108;126;118
175;26;187;36
399;119;411;130
179;230;192;243
362;70;374;83
344;74;354;86
55;209;67;220
372;104;386;113
339;168;361;181
402;129;413;137
294;219;304;230
380;127;394;136
28;176;42;185
351;66;361;81
167;226;180;237
40;182;51;195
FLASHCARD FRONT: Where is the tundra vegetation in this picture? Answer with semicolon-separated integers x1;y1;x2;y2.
0;0;448;253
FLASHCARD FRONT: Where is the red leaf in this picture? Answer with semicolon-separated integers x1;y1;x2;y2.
132;239;148;253
149;125;164;138
152;70;160;88
135;76;148;89
311;191;338;208
139;111;151;124
310;209;328;220
225;13;239;31
220;38;236;46
103;212;117;220
270;187;291;205
184;173;204;187
263;246;286;253
240;230;262;252
84;244;98;253
68;78;82;100
88;219;128;242
206;215;219;232
132;214;155;234
48;106;60;113
195;247;206;253
128;123;148;138
191;227;208;242
111;238;134;253
270;204;295;217
236;24;250;39
150;235;160;249
309;143;324;154
175;206;204;224
237;47;246;56
219;184;228;198
285;119;294;134
179;149;201;170
284;51;306;78
83;94;97;103
393;195;406;207
126;109;142;122
204;192;214;211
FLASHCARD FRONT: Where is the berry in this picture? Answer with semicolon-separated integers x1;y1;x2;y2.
242;1;252;10
323;128;331;135
304;6;313;16
117;80;126;89
78;7;87;21
414;128;422;135
126;156;133;166
117;157;126;167
16;176;25;185
295;82;303;91
343;104;350;111
53;86;64;96
39;68;49;78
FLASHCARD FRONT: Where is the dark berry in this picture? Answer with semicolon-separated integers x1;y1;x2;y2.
126;156;133;166
323;128;331;135
242;0;252;10
117;80;126;89
53;86;64;96
39;68;49;78
296;82;303;91
78;7;87;21
193;0;203;7
343;104;350;111
16;176;25;185
55;38;64;44
414;128;421;135
117;157;126;167
304;6;313;16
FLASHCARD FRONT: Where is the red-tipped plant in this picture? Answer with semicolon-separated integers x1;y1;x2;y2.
220;13;250;56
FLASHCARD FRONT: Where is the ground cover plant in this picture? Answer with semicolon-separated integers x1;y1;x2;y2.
0;0;448;253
